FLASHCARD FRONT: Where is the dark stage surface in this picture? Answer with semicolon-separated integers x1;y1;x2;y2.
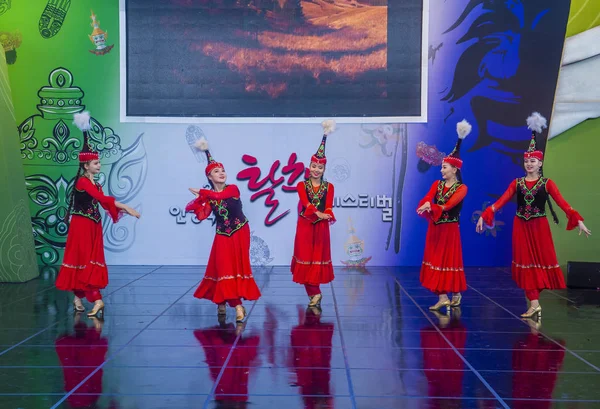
0;266;599;409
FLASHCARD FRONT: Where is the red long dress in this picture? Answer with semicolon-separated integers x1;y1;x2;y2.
55;177;120;292
291;180;336;286
186;185;261;304
481;177;583;292
417;180;468;293
55;322;108;407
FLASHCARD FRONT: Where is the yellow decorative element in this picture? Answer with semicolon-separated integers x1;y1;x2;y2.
0;31;22;52
89;10;107;41
88;10;114;55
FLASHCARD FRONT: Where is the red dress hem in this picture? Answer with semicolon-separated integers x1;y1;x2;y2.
55;215;109;292
193;223;261;304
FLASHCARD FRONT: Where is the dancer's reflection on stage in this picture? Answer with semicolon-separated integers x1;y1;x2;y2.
55;313;108;408
420;309;466;409
194;317;260;409
290;306;335;409
511;319;565;409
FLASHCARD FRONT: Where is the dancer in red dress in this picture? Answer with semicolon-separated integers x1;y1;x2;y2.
291;120;337;308
476;112;591;318
186;138;261;322
417;120;471;310
55;112;140;317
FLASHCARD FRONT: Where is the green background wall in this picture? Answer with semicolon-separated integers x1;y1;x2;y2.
0;51;38;282
546;118;599;270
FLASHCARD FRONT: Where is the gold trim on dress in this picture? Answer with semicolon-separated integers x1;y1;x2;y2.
202;274;254;282
292;256;332;265
512;261;560;269
62;260;106;269
422;261;464;272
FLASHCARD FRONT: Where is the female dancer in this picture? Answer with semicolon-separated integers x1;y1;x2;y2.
55;112;140;317
291;120;336;308
416;120;471;310
476;112;591;318
186;138;261;322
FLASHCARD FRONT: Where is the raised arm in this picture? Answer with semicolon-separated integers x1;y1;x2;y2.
200;185;240;201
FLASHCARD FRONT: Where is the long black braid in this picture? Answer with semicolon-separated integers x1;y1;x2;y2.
65;163;86;224
540;165;559;225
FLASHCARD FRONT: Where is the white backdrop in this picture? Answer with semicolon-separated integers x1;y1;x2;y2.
105;122;403;266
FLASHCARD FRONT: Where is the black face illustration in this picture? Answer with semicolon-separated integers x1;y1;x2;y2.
441;0;569;164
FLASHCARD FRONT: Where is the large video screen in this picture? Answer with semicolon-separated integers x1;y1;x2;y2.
122;0;426;121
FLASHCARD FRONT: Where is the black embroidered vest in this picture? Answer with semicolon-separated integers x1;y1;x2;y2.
433;180;463;225
209;194;248;236
516;177;548;221
299;180;329;223
72;182;102;223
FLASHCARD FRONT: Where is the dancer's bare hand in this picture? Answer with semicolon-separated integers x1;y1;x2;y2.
189;187;200;197
417;202;431;215
126;207;141;219
316;211;331;220
476;217;485;233
578;221;592;237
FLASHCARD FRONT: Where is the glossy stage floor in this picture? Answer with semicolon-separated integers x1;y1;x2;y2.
0;266;598;409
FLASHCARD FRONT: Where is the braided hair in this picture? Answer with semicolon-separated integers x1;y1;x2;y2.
539;165;559;225
65;163;87;223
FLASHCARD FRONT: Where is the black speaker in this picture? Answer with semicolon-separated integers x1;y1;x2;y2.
567;261;600;289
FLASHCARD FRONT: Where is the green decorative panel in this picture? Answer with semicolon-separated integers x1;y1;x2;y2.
0;51;38;282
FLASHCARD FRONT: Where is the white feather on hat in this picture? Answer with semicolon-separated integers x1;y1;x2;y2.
73;111;91;131
526;112;547;134
456;119;472;139
194;137;209;151
321;119;336;136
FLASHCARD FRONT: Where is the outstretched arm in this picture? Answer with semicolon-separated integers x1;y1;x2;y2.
200;185;240;201
75;177;139;222
185;197;213;221
546;179;586;231
480;181;516;227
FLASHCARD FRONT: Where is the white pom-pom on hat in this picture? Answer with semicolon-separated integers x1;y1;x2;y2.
194;137;209;151
456;119;472;139
526;112;547;134
73;111;91;131
321;119;336;136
